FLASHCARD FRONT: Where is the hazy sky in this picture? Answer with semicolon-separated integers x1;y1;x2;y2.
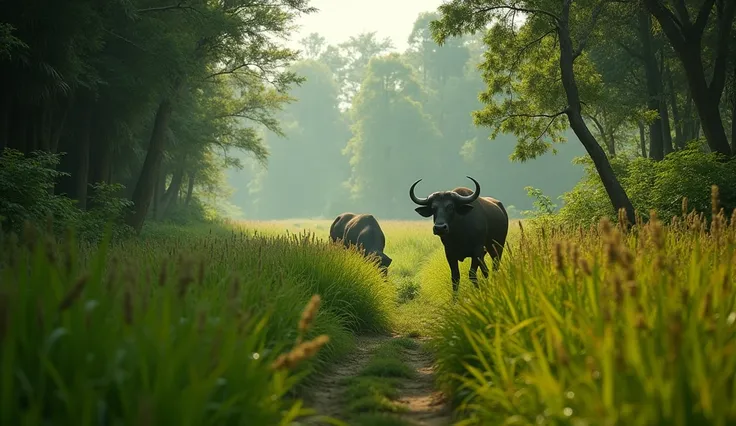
287;0;445;52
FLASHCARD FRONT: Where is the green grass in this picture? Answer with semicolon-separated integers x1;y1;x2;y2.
7;209;733;426
0;221;394;425
342;338;417;421
426;213;736;425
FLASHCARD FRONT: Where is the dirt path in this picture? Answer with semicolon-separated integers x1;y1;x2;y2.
302;334;452;426
393;336;452;425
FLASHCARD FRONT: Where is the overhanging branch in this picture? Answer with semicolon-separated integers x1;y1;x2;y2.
474;4;560;26
573;0;606;60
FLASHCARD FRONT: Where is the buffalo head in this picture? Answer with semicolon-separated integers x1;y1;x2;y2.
409;176;481;237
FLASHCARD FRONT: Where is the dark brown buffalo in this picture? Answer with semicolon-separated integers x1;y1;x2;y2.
329;212;393;273
409;176;508;294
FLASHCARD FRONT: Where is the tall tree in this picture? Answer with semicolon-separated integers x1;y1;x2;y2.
643;0;736;157
344;54;443;218
431;0;637;224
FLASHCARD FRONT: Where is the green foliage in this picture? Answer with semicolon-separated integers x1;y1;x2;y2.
0;149;136;242
0;222;394;424
558;146;736;225
429;0;606;162
0;149;78;233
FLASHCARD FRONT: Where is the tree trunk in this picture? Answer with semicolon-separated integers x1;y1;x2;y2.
159;166;185;218
74;110;92;210
125;97;174;233
638;120;647;157
658;50;673;155
588;114;615;156
644;0;735;157
55;95;92;207
731;61;736;153
185;171;195;206
638;9;664;160
0;92;10;150
153;169;165;221
683;94;696;141
559;0;635;224
666;63;685;149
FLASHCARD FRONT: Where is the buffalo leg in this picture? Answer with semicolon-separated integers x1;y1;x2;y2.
478;256;490;278
446;252;460;294
469;258;481;288
487;241;504;271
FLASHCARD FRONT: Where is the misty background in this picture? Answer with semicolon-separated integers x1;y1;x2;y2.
224;0;586;220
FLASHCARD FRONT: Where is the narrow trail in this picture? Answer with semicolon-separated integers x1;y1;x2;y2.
393;336;452;425
302;334;452;426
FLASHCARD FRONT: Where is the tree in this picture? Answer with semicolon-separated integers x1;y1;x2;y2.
344;54;443;218
246;59;351;219
430;0;636;224
643;0;736;158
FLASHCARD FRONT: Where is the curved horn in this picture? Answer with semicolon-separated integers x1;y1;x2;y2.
409;179;430;205
453;176;481;204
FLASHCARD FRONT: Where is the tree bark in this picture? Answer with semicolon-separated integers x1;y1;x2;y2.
658;50;673;155
0;92;10;151
588;114;615;156
638;120;648;157
125;97;174;233
55;94;92;207
643;0;735;157
731;61;736;153
159;166;185;218
185;171;195;206
666;63;685;149
559;0;635;224
638;8;665;160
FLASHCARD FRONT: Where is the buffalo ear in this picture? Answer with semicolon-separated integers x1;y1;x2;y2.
414;206;434;217
456;204;474;215
381;253;392;267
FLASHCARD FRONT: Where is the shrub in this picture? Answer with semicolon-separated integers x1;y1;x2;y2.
0;149;135;243
0;148;79;233
557;145;736;225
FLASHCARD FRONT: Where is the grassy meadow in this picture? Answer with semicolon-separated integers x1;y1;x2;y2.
2;204;736;425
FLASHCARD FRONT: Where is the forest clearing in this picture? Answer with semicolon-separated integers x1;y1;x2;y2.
3;207;735;425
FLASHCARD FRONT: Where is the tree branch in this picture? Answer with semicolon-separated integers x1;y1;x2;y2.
617;40;644;60
475;4;560;25
643;0;687;50
573;0;606;60
708;0;736;96
500;108;570;124
136;0;205;15
509;27;557;72
693;0;717;34
673;0;692;26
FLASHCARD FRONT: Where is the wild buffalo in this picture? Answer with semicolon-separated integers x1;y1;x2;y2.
329;212;393;274
409;176;508;294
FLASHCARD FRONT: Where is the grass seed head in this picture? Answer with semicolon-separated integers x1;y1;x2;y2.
711;185;720;218
299;294;322;335
58;274;89;312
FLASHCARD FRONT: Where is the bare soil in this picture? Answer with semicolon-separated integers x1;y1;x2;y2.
302;334;452;426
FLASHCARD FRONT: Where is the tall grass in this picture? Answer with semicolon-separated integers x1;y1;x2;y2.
428;191;736;425
0;223;394;425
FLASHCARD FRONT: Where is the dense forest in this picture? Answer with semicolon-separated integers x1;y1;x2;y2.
1;0;735;234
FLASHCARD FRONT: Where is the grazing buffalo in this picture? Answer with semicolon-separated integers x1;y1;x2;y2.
329;212;393;273
409;176;508;294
